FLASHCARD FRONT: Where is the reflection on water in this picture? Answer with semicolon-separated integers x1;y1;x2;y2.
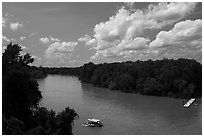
38;75;202;135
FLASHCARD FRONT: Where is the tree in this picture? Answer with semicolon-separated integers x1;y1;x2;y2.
2;43;22;69
20;53;34;66
26;107;78;135
79;62;96;82
2;115;24;135
2;43;42;123
143;77;163;96
110;73;134;91
3;69;42;123
56;107;79;135
3;42;34;69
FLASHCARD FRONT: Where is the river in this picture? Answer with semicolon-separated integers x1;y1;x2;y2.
37;75;202;135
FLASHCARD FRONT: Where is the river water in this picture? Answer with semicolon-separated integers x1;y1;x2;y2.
37;75;202;135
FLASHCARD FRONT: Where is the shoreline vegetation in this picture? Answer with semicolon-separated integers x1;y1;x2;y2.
2;43;202;134
41;58;202;99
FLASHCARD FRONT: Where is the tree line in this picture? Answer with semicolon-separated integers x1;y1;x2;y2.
78;60;201;98
42;59;202;99
2;43;78;135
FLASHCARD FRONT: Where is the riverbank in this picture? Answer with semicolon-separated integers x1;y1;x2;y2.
40;58;202;99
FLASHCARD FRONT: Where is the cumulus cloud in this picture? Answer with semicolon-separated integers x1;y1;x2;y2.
40;37;50;44
148;19;202;61
146;2;196;23
92;2;196;43
149;19;201;48
2;35;10;42
45;41;78;63
78;35;97;47
10;22;23;31
46;41;77;54
91;37;150;60
91;19;202;62
50;37;60;42
83;2;199;61
78;35;91;42
40;36;61;44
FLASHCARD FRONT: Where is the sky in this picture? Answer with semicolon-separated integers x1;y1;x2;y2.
2;2;202;67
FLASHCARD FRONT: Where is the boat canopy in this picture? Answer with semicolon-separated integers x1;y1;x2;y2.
88;118;100;122
184;98;196;107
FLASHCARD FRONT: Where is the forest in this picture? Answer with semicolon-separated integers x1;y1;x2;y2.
78;60;202;98
2;43;78;135
42;59;202;99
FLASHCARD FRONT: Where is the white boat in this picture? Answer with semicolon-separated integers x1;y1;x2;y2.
88;118;100;122
82;118;103;127
184;98;195;107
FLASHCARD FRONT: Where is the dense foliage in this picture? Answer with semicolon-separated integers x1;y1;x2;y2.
2;43;78;135
43;59;202;99
2;43;42;123
42;67;79;76
3;107;78;135
78;60;201;98
29;66;47;79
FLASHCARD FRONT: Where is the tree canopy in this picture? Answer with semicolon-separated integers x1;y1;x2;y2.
43;59;202;99
2;43;42;122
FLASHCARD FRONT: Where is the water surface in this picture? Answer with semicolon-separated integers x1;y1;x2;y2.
38;75;202;135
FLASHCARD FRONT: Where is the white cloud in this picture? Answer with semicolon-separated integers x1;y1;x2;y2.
45;41;78;63
117;37;150;51
2;35;10;42
85;2;198;61
21;45;27;50
40;37;50;44
78;35;97;46
50;37;60;42
20;36;26;40
31;55;42;62
91;19;202;62
91;37;150;60
47;41;77;53
146;2;196;23
78;35;91;42
2;46;7;53
19;44;27;50
148;19;202;61
149;19;201;48
94;2;196;42
40;36;61;44
10;22;23;31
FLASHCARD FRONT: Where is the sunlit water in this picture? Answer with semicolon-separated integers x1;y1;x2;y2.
37;75;202;135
